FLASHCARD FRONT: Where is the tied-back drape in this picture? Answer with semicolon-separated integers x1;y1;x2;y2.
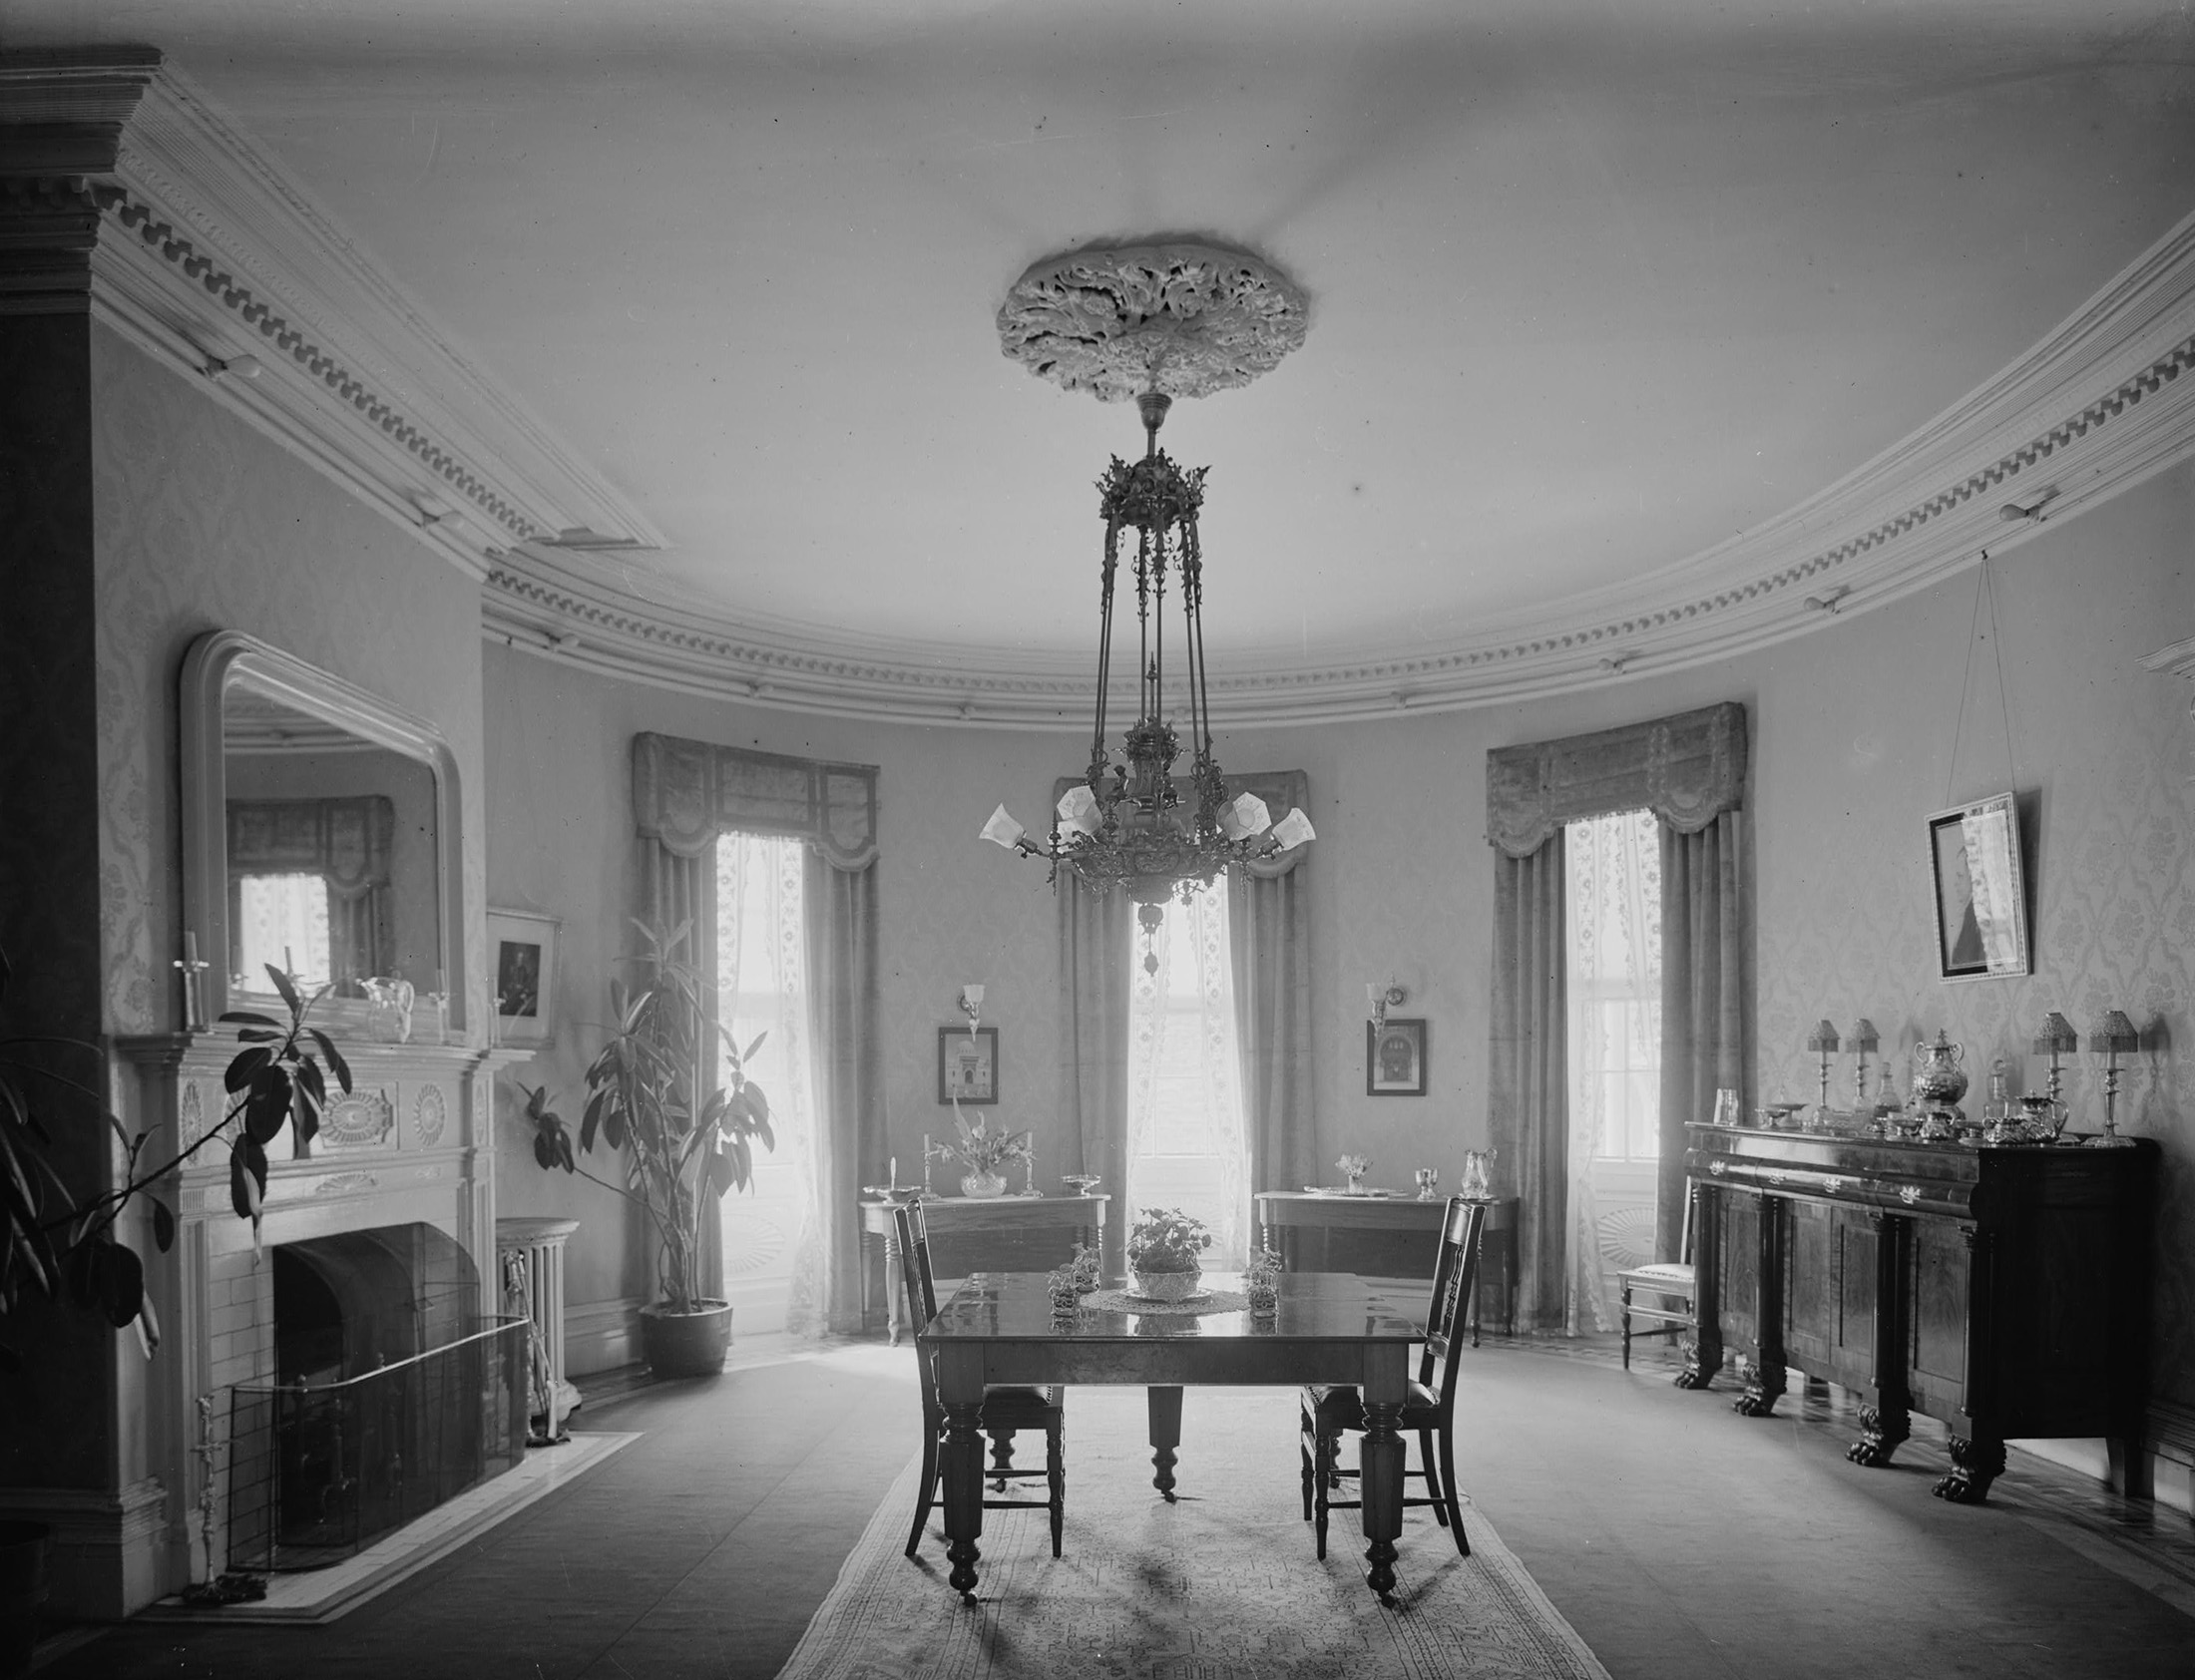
1487;702;1747;1324
1057;864;1132;1278
1226;769;1315;1214
1659;809;1744;1265
633;733;880;1330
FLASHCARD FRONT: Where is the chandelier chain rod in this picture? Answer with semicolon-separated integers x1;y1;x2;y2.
1091;518;1119;785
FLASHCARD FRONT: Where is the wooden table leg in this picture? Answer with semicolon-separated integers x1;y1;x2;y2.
1146;1385;1183;1501
937;1345;988;1600
1359;1344;1407;1599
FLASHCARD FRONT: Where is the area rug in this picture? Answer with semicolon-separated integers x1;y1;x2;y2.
773;1387;1608;1680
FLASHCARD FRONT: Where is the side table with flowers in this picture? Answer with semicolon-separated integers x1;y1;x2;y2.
929;1109;1031;1198
1126;1207;1213;1301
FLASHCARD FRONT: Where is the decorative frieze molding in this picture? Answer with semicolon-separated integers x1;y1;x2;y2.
489;208;2195;724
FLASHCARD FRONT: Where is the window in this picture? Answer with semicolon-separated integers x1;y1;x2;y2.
234;873;332;990
1125;878;1249;1264
713;832;813;1334
1564;809;1662;1162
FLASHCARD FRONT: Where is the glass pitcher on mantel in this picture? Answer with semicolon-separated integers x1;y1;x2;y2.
1460;1148;1497;1199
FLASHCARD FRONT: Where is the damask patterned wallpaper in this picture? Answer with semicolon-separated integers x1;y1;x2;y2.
89;324;489;1041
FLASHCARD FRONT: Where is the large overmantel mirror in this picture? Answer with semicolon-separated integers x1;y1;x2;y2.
180;630;466;1036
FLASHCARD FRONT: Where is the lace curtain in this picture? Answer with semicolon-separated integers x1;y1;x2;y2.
1124;881;1251;1267
715;835;827;1336
1562;809;1663;1335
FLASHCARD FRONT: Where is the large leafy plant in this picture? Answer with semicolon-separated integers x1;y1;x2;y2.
0;950;349;1371
526;921;772;1315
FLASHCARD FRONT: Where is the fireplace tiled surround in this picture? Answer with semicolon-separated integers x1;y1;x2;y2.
108;1031;526;1610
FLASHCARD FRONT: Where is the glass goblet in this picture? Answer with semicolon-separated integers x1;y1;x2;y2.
1413;1166;1440;1200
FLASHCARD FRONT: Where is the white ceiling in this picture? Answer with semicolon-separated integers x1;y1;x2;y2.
19;0;2195;681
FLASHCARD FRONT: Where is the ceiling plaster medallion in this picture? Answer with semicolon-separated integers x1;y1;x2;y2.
998;240;1307;402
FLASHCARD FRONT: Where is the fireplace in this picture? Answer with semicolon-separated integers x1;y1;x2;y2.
225;1224;525;1572
119;1035;525;1600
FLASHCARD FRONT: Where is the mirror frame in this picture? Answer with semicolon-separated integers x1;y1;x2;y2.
180;630;468;1035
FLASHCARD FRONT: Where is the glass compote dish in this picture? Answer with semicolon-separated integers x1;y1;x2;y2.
1413;1166;1441;1200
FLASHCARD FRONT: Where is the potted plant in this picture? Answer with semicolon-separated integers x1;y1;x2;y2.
525;921;772;1378
927;1109;1029;1198
1125;1206;1212;1302
0;949;348;1662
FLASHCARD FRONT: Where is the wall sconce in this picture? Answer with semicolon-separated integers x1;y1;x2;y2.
1847;1019;1878;1105
2087;1010;2139;1147
958;984;984;1032
1805;1020;1840;1120
1367;981;1406;1029
2031;1011;2077;1104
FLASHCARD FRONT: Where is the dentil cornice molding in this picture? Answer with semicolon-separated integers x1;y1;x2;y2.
0;48;659;583
9;50;2194;726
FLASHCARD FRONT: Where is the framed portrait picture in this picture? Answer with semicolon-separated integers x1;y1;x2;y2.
1928;793;2030;981
1367;1018;1428;1096
939;1026;999;1104
487;908;560;1048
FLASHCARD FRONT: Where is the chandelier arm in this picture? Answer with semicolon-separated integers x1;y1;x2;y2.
1181;519;1216;802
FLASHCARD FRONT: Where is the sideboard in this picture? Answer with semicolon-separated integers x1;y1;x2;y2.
859;1193;1108;1343
1684;1122;2157;1502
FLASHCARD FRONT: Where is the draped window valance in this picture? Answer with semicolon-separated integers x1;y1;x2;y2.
634;732;879;870
227;796;394;898
1048;768;1313;879
1485;701;1747;858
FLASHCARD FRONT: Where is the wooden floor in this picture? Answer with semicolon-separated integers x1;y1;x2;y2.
35;1331;2195;1679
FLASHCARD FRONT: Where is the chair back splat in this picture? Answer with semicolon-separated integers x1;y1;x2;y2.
893;1199;1067;1562
1298;1194;1487;1561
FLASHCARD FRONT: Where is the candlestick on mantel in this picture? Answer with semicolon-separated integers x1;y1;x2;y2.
888;1155;897;1188
922;1134;932;1193
174;933;211;1033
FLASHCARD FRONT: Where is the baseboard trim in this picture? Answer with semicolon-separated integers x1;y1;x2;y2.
564;1295;643;1377
0;1477;167;1618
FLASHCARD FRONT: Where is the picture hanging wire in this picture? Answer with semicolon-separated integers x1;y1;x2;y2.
1943;555;2017;807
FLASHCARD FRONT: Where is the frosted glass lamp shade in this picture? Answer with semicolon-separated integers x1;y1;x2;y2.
980;805;1026;849
1269;808;1316;850
1055;784;1101;837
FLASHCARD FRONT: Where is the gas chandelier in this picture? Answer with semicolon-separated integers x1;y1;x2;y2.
980;240;1315;961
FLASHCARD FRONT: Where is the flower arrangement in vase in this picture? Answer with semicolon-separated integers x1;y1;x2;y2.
1125;1206;1212;1301
1244;1244;1283;1316
929;1108;1030;1198
1336;1152;1372;1193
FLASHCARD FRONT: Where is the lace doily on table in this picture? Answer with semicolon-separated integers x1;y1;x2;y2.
1080;1287;1251;1316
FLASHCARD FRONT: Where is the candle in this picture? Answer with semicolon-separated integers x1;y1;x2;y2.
185;931;199;964
283;945;294;976
435;968;446;995
889;1155;897;1187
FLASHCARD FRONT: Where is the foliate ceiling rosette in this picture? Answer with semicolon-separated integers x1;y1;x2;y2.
998;240;1308;402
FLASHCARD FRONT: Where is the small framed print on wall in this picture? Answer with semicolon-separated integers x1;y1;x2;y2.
488;908;560;1048
939;1026;999;1104
1927;792;2030;981
1367;1018;1427;1096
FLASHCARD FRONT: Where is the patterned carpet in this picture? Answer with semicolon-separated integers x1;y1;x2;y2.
774;1385;1609;1680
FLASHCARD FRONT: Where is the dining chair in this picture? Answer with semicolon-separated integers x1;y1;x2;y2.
1616;1184;1696;1371
1299;1194;1486;1559
893;1200;1066;1558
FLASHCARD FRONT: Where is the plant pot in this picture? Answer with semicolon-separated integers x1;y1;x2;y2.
639;1299;733;1378
1130;1267;1203;1302
960;1171;1008;1199
0;1520;49;1679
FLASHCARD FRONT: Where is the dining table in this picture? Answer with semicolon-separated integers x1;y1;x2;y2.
918;1269;1424;1601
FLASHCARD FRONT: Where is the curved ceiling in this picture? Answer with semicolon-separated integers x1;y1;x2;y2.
18;0;2195;714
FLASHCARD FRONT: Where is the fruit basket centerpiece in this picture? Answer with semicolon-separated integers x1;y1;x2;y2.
1126;1206;1213;1302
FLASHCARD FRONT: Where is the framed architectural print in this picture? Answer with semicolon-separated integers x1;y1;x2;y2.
488;908;560;1047
939;1026;999;1104
1928;793;2030;981
1367;1018;1428;1096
